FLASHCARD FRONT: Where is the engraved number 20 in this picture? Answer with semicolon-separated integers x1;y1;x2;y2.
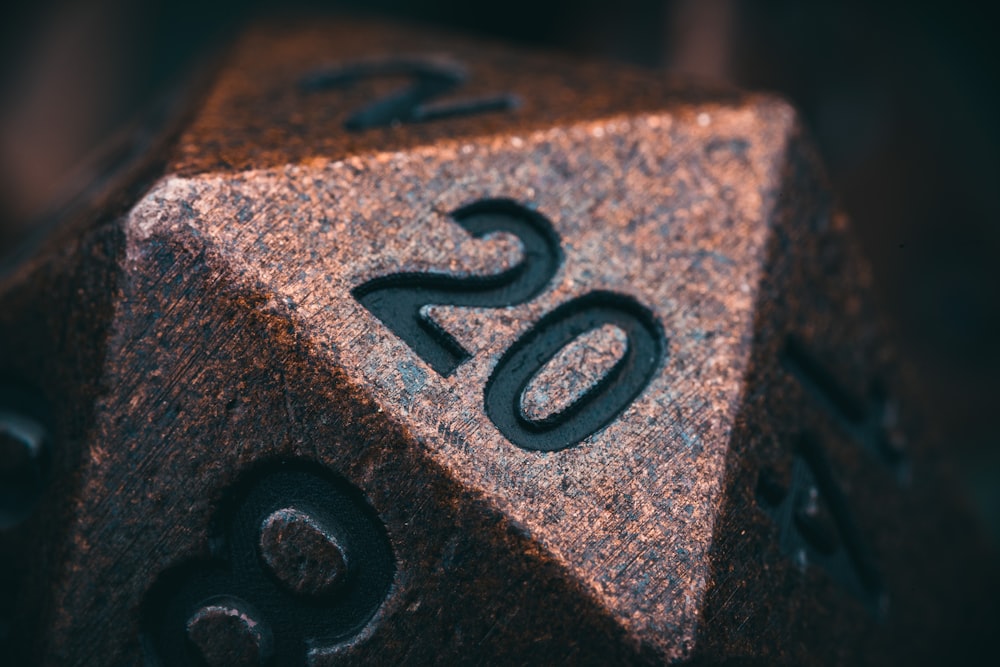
352;199;666;452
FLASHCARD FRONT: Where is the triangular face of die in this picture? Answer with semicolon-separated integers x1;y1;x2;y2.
45;16;807;665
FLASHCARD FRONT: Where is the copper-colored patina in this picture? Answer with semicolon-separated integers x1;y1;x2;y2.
0;16;996;666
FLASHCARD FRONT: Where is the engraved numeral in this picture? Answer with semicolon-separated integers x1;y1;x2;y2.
143;463;394;666
782;336;907;476
0;383;50;530
299;60;517;131
353;199;562;376
757;436;885;613
484;292;664;452
757;336;905;612
352;199;666;452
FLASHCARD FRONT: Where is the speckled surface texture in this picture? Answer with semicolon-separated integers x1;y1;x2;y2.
117;101;792;662
1;16;996;666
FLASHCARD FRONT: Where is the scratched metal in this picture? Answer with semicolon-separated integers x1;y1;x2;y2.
0;16;995;666
520;323;629;422
129;102;788;662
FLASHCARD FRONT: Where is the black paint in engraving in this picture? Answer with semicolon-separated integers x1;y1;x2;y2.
782;336;906;471
0;381;51;530
757;435;885;613
352;198;563;376
142;462;394;666
484;291;666;452
299;60;517;131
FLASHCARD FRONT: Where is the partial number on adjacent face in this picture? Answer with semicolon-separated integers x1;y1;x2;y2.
351;198;667;453
299;60;518;131
757;336;908;613
143;463;394;667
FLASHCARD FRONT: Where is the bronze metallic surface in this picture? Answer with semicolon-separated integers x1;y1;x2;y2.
0;16;995;666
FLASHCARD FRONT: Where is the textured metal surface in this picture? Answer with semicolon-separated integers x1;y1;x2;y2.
0;15;996;666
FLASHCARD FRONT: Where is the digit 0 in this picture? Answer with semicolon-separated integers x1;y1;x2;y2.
484;291;665;452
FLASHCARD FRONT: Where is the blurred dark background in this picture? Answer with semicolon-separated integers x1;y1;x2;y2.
1;0;997;539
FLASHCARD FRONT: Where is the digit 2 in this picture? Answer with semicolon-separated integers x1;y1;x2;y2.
352;198;562;377
353;198;667;452
299;60;517;131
